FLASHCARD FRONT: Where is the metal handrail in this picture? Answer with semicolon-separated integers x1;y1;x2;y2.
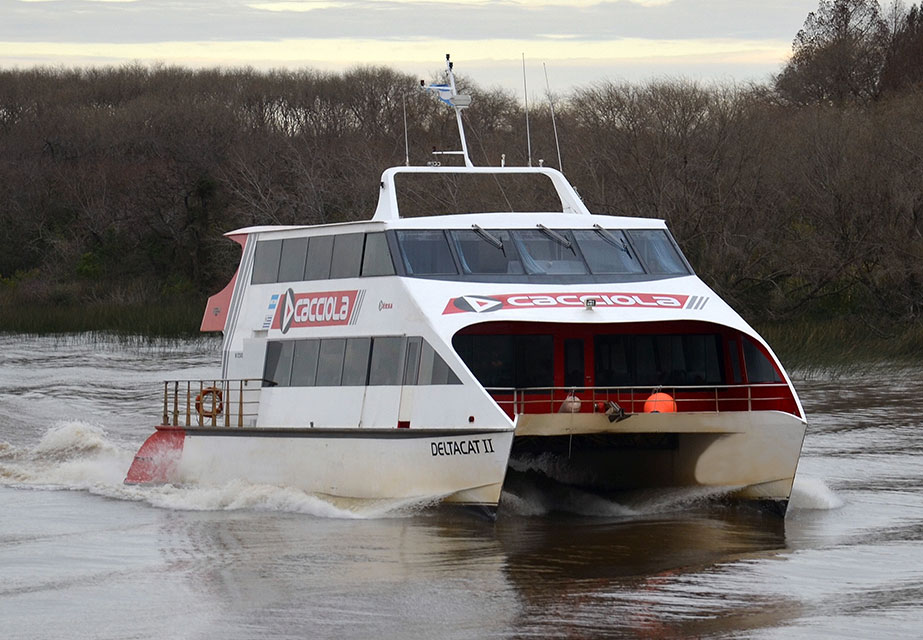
161;378;263;428
484;383;792;415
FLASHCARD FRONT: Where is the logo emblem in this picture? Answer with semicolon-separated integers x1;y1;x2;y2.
453;295;504;313
280;288;297;334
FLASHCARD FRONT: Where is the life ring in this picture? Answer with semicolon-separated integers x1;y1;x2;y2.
195;387;224;417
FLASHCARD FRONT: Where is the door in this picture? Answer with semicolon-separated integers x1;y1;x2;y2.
564;338;585;389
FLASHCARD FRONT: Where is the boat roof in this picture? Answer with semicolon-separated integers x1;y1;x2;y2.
226;209;668;239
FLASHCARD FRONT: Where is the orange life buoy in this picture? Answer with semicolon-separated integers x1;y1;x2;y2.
643;392;676;413
195;387;224;417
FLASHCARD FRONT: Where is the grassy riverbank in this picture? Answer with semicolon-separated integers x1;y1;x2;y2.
758;318;923;371
0;300;207;337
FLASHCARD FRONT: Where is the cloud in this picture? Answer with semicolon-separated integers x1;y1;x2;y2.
2;0;811;85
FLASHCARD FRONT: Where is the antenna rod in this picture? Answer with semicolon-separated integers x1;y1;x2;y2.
522;53;532;167
445;54;473;167
402;92;410;166
544;62;563;172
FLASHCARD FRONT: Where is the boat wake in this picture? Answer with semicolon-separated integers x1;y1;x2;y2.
788;474;845;510
0;422;446;520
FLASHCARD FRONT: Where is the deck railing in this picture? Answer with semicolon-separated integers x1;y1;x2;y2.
161;379;263;428
485;383;794;416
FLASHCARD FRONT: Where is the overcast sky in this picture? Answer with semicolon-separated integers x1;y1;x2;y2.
2;0;820;91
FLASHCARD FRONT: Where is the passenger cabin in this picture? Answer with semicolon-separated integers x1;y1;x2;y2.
242;209;800;422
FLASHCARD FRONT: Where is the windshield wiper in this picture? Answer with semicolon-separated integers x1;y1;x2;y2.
471;224;504;250
593;224;632;257
537;224;572;249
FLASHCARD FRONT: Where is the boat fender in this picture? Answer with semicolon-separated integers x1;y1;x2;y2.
558;392;582;413
195;387;224;417
643;392;676;414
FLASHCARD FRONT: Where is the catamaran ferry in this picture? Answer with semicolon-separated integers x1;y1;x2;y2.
126;57;806;516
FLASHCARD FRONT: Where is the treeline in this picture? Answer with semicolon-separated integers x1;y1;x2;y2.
1;0;922;332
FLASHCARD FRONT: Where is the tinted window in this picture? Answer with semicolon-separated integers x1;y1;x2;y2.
451;230;524;275
574;229;645;275
368;337;404;385
263;340;294;387
396;230;457;275
626;230;689;275
728;339;742;384
596;334;724;387
420;340;461;385
595;335;631;386
305;235;334;280
330;234;364;278
361;233;396;276
682;334;723;385
515;335;554;387
743;338;781;383
453;334;552;388
316;338;346;385
251;239;282;284
291;339;320;387
278;237;308;282
342;337;371;385
403;337;422;385
511;230;587;275
460;335;512;387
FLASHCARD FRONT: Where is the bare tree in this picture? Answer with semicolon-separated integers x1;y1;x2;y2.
776;0;890;105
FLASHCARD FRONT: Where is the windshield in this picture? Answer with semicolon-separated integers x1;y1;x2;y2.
394;226;690;282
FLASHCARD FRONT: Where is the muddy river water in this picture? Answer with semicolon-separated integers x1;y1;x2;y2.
1;334;921;638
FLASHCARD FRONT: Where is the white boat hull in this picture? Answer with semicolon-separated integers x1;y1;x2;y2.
511;410;806;509
127;427;514;509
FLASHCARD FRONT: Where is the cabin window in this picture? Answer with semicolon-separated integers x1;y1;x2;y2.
573;229;645;275
454;334;512;387
403;337;423;384
595;336;631;386
263;336;459;387
396;230;458;275
361;233;396;276
517;335;555;387
251;239;283;284
291;339;320;387
418;341;462;385
595;334;724;387
728;338;742;384
743;338;782;383
368;336;404;385
451;230;525;275
452;334;553;389
330;234;364;279
278;237;308;282
342;337;371;385
315;338;346;386
511;230;588;275
263;340;294;387
625;230;689;275
304;235;334;280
